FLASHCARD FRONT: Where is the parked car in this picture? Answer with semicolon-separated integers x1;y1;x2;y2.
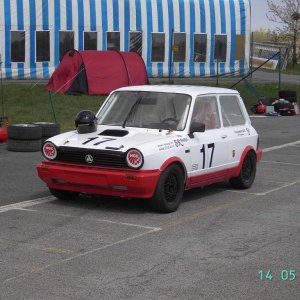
37;85;262;212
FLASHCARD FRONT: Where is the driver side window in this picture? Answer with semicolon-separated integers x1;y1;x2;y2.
192;96;221;130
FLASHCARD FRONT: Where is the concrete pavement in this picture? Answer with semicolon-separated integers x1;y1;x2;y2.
0;115;300;299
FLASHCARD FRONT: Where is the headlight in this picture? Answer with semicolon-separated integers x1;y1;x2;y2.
126;149;144;169
42;142;57;160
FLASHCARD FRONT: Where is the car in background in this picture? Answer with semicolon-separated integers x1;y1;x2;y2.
37;85;262;213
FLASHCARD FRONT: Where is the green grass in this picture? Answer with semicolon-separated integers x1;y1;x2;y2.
255;63;300;76
282;63;300;75
1;82;299;132
1;84;106;131
233;83;300;109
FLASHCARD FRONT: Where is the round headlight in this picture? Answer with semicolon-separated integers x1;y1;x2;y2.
126;149;144;169
42;142;57;160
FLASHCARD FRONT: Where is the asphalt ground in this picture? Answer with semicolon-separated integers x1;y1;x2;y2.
0;115;299;299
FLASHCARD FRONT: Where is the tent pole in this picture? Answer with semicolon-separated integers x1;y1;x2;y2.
49;92;57;123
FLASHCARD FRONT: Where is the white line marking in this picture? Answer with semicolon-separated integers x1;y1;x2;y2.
0;196;54;213
261;179;300;196
250;115;267;118
4;227;160;283
17;208;161;231
263;140;300;153
261;160;300;167
225;190;263;196
226;178;300;196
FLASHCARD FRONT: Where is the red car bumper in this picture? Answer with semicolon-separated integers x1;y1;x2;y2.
37;161;161;198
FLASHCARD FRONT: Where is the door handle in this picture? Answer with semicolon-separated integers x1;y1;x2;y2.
221;134;228;139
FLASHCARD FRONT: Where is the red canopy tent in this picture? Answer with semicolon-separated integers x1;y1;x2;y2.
46;50;148;95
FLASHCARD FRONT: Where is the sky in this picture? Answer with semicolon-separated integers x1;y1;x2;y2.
251;0;283;31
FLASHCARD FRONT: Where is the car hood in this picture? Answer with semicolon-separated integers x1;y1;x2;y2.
49;126;172;152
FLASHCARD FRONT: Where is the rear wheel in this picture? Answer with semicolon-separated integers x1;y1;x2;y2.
230;151;256;189
149;164;184;213
49;188;79;200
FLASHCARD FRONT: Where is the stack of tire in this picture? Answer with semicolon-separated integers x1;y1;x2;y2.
278;90;297;103
275;90;298;116
7;124;42;152
7;122;60;152
31;122;61;143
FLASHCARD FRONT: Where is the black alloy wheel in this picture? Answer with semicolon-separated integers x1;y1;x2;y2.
164;173;179;203
230;151;256;189
149;164;184;213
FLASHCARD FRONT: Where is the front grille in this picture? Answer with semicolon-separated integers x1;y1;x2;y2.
55;147;127;168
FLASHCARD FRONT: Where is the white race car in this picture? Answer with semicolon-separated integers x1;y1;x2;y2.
38;85;262;212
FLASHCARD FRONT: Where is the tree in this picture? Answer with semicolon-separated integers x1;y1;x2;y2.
267;0;300;67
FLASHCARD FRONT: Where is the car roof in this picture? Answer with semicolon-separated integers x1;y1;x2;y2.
114;85;240;98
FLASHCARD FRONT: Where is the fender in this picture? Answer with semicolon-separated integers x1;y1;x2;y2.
160;156;188;183
233;145;262;178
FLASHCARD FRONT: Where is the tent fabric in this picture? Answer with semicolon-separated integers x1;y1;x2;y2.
46;50;148;95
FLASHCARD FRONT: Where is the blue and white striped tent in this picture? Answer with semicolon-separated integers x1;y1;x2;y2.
0;0;250;79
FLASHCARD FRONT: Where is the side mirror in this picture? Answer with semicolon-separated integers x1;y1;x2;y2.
189;122;205;138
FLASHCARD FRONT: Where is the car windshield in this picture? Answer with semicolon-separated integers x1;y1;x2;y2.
97;91;192;131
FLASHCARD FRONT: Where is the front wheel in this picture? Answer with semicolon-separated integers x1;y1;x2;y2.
149;164;184;213
49;188;79;200
230;151;257;189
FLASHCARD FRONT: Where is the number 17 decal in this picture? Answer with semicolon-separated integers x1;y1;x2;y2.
200;143;215;169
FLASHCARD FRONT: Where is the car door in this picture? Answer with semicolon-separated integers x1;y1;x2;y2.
218;94;250;168
188;95;231;187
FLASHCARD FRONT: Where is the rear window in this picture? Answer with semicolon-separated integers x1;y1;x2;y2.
219;95;245;127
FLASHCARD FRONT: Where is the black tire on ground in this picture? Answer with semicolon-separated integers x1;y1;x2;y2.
230;151;257;189
149;164;184;213
49;188;79;200
7;138;41;152
278;90;297;102
8;124;42;140
281;96;297;103
278;90;297;98
31;122;61;137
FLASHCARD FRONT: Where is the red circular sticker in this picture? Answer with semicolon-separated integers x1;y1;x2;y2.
127;150;142;168
43;143;57;160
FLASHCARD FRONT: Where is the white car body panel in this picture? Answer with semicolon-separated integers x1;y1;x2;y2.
38;85;262;213
45;85;260;182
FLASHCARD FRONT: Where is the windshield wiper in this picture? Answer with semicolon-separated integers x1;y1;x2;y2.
122;96;142;128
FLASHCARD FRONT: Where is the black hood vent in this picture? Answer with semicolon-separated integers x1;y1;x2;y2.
99;129;129;137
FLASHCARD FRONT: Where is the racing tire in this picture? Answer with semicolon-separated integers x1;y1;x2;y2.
6;138;41;152
8;124;42;140
278;90;297;103
49;188;79;200
230;151;257;189
283;97;297;103
31;122;61;137
149;164;184;213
